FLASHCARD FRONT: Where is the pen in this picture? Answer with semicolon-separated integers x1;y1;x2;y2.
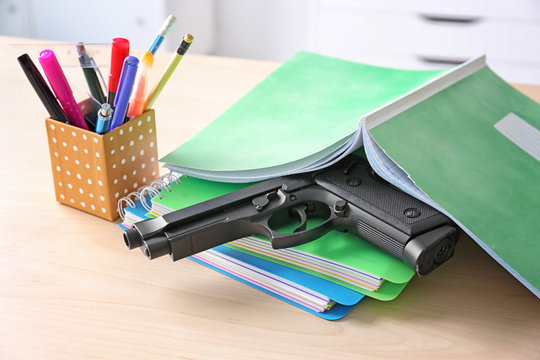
108;37;130;106
17;53;70;124
148;14;176;55
38;49;89;130
76;43;106;104
109;56;139;130
127;51;154;118
95;103;113;134
144;33;193;111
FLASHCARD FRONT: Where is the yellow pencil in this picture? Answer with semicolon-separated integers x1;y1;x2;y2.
144;33;193;111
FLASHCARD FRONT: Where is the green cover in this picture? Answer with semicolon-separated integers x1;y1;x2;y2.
150;176;415;300
369;67;540;294
161;51;446;172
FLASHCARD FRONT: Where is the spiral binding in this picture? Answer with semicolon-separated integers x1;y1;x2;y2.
117;172;182;220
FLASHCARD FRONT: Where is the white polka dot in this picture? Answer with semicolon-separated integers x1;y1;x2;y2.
98;180;103;186
139;134;144;141
82;134;87;140
93;138;98;143
119;129;124;135
122;174;127;180
147;116;151;122
113;179;118;184
112;164;117;169
87;179;92;185
60;127;65;132
81;202;86;207
97;166;101;171
50;124;55;130
85;163;90;169
96;152;100;158
72;131;76;137
142;177;147;183
54;151;58;157
70;198;75;203
128;126;133;132
110;149;115;155
115;192;120;198
150;157;155;162
76;173;81;180
129;140;134;146
121;158;126;164
99;195;105;201
137;120;142;126
133;182;138;188
81;104;86;110
131;155;136;162
140;149;144;156
84;148;88;154
123;189;128;194
152;171;156;176
52;137;57;143
60;194;65;199
120;145;125;151
79;188;84;194
132;170;137;175
67;183;73;189
141;163;146;169
91;204;96;210
73;145;78;151
56;165;61;172
64;155;69;161
58;182;63;187
109;136;114;142
149;141;154;148
89;193;94;198
149;128;153;133
62;141;67;147
66;170;71;176
74;159;79;165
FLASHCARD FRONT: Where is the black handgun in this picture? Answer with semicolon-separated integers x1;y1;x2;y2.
124;155;459;276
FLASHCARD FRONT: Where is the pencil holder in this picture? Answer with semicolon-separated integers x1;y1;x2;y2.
45;100;159;221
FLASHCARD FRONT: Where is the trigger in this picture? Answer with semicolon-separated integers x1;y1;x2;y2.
290;205;308;233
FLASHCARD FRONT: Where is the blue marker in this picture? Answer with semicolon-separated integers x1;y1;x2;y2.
109;56;139;130
148;15;177;55
95;103;113;134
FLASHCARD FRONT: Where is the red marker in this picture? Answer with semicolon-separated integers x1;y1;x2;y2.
107;37;130;105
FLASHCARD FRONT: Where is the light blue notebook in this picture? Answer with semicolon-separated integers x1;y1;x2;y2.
120;199;364;320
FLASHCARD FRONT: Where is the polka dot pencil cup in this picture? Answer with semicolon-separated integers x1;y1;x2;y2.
45;106;159;221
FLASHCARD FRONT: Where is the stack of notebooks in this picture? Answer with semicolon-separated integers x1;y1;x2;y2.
121;50;540;319
120;174;415;320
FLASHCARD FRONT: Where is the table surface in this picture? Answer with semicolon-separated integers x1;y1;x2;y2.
1;36;538;360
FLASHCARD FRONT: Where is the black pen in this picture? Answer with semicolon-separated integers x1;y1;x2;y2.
76;43;106;104
17;53;70;124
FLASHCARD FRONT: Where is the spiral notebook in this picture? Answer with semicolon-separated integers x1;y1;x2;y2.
119;174;414;305
119;188;364;320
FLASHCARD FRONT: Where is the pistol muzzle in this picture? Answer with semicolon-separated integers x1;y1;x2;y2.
124;227;143;250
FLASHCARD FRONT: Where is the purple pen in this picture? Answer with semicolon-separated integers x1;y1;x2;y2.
109;56;139;130
38;49;88;130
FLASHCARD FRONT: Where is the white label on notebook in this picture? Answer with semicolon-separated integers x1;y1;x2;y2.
495;113;540;162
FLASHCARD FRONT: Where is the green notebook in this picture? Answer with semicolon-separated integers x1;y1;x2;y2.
366;66;540;297
156;51;540;297
148;176;415;301
161;51;448;181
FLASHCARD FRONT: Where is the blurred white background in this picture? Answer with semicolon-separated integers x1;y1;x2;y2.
1;0;540;83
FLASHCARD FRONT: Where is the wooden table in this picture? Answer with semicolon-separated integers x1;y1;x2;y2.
1;36;538;360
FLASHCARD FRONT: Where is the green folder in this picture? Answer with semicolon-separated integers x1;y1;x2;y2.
149;176;415;301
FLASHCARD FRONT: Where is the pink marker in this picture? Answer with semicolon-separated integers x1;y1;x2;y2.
38;49;88;130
